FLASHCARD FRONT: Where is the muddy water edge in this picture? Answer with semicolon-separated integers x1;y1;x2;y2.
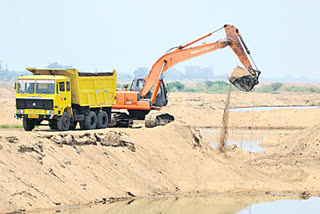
30;195;320;214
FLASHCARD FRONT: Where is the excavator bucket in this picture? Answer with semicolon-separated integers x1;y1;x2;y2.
228;66;259;92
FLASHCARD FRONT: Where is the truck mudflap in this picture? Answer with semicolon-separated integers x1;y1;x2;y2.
145;112;175;128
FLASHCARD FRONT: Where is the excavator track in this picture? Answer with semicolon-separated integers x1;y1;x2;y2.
145;112;175;128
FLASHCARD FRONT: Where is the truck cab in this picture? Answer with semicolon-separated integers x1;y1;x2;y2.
15;75;72;130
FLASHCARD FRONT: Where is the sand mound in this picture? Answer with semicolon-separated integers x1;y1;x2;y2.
239;125;320;184
0;123;211;213
1;121;320;213
274;125;320;158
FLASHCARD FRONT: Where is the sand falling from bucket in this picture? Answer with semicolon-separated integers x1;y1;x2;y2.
218;83;232;152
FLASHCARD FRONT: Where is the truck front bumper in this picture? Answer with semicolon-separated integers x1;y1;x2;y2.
15;113;57;120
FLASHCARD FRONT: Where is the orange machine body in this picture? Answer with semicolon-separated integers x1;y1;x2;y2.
114;91;151;110
112;24;259;112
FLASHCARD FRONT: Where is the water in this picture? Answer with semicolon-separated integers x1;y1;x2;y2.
200;129;296;152
38;196;320;214
229;106;318;112
238;197;320;214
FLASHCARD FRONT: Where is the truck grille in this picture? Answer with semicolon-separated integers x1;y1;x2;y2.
16;98;53;110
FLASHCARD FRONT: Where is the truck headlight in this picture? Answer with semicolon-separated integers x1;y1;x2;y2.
18;109;24;113
47;110;53;114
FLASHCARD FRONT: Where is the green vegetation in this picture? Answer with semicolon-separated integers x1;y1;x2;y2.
167;81;320;94
192;81;231;94
168;81;185;92
254;82;283;94
168;80;232;94
0;124;23;129
281;86;320;93
254;82;320;94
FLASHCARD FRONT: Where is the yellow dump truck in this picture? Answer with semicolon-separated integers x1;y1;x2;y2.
15;68;117;131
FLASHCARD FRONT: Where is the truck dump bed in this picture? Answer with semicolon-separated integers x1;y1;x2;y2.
26;68;117;108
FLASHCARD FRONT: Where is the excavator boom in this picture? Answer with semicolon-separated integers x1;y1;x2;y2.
140;24;261;99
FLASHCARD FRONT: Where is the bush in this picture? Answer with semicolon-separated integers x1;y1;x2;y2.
270;82;283;91
168;81;185;92
281;86;320;93
182;81;230;94
255;82;283;93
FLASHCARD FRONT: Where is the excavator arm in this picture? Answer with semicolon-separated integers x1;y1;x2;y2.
140;24;261;103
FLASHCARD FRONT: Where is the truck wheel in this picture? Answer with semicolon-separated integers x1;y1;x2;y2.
57;112;71;131
23;118;35;131
96;111;108;129
84;111;97;130
49;121;57;130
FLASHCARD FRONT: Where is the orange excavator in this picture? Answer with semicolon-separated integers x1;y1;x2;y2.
112;24;261;127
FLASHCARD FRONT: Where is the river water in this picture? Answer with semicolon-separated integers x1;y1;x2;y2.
37;196;320;214
199;106;315;152
200;128;296;152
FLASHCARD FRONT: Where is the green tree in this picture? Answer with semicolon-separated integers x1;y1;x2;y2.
168;81;185;92
270;82;283;91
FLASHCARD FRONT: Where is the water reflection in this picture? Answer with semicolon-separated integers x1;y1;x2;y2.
36;196;320;214
238;197;320;214
200;129;296;152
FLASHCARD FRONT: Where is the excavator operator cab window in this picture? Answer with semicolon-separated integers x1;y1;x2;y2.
136;79;145;91
130;78;145;92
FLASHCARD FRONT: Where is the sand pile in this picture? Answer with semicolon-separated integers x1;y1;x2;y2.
270;124;320;158
1;121;320;213
0;123;211;213
234;124;320;184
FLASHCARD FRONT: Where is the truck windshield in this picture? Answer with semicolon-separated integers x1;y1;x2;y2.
17;79;35;94
36;80;55;94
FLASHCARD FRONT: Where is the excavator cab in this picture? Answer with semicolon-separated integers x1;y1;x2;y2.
129;77;168;107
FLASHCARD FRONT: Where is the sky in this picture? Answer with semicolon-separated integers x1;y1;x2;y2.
0;0;319;81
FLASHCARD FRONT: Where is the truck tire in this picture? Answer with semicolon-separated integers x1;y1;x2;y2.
84;111;97;130
57;112;71;131
96;111;108;129
23;118;35;131
49;121;57;130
